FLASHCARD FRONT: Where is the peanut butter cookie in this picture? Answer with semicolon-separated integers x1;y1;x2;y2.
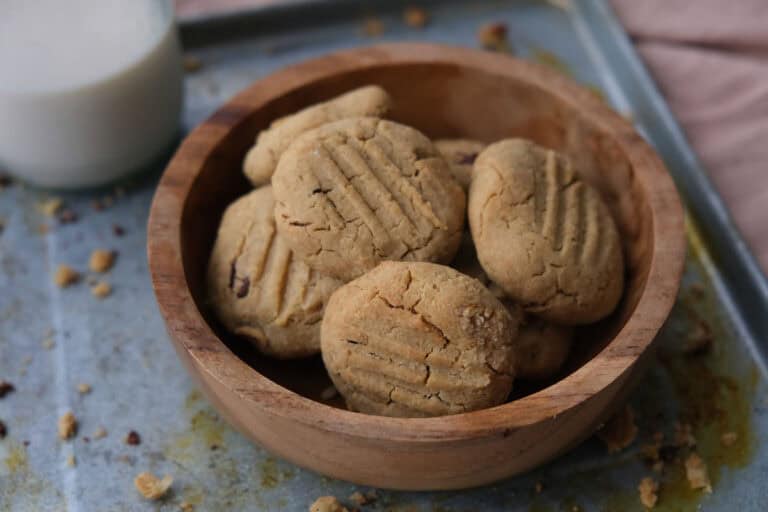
273;117;466;281
243;85;392;186
514;316;573;380
468;139;624;324
321;261;519;417
207;186;342;358
434;138;486;190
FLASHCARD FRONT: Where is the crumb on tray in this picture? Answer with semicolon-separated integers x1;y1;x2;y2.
58;411;78;440
684;453;712;493
135;472;173;500
638;476;659;508
477;22;508;51
597;405;638;453
91;281;112;299
309;496;348;512
89;249;116;273
403;6;428;28
54;265;80;288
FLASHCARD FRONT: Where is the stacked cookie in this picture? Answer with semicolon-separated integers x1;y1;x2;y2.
208;85;625;417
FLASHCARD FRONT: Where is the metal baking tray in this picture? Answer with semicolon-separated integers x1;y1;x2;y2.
1;0;766;510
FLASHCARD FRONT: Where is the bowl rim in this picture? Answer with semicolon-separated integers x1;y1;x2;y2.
148;42;686;443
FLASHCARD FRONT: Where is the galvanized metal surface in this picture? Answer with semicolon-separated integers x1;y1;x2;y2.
1;1;767;511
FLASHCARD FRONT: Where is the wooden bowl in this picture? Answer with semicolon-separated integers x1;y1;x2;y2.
148;43;685;490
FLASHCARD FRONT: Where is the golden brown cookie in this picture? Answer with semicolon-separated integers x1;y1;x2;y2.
243;85;392;186
468;139;624;324
207;186;342;358
321;261;519;417
434;138;486;190
514;316;573;380
273;117;466;282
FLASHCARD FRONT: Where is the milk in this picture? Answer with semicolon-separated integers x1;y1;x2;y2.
0;0;183;188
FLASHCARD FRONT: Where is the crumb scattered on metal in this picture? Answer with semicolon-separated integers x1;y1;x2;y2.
684;453;712;493
477;22;509;51
309;496;348;512
362;17;384;37
93;426;108;440
638;477;658;508
125;430;141;446
58;412;78;440
54;265;80;288
135;472;173;500
77;383;92;395
403;6;428;28
39;198;63;217
42;337;55;350
66;454;76;467
57;209;78;224
113;224;126;237
91;281;112;299
180;501;195;511
89;249;116;273
0;380;16;398
597;405;638;453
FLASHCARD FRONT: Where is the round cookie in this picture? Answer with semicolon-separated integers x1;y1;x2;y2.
468;138;624;325
273;117;466;282
514;316;573;380
207;186;342;359
243;85;392;187
321;261;520;417
434;138;486;190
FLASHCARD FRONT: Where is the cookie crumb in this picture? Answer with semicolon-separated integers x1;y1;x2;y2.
403;6;428;28
77;383;91;394
54;265;80;288
349;491;368;506
89;249;116;273
0;420;7;439
134;472;173;500
721;431;738;447
638;477;658;508
684;453;712;493
125;430;141;446
362;18;384;37
42;337;56;350
180;502;195;512
58;411;78;440
112;224;126;237
91;281;112;299
0;380;15;398
477;22;508;51
674;422;696;448
57;209;78;224
597;405;638;453
39;198;63;217
320;385;338;401
183;55;203;73
309;496;348;512
93;426;108;440
534;481;543;494
66;454;76;467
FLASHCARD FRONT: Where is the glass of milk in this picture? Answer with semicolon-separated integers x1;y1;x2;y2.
0;0;183;188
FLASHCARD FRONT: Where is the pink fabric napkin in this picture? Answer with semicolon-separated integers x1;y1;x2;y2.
610;0;768;270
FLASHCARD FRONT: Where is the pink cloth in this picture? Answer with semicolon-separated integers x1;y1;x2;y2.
610;0;768;270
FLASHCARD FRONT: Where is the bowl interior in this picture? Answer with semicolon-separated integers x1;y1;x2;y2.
181;61;653;406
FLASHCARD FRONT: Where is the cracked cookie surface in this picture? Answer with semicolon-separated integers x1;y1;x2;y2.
434;138;486;190
207;186;342;359
243;85;392;187
468;138;624;324
321;261;519;417
273;117;466;282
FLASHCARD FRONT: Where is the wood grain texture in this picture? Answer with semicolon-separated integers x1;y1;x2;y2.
147;43;686;490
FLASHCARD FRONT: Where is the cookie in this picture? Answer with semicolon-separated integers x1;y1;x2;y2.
321;261;519;417
434;138;486;190
514;316;573;380
243;85;393;186
273;117;466;281
468;138;624;324
207;186;342;359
